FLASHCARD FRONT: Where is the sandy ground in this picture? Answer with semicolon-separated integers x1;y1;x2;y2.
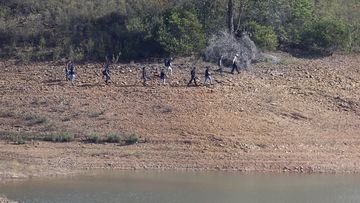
0;52;359;183
0;196;18;203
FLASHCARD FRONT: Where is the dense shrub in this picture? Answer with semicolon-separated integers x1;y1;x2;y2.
247;22;278;50
302;18;351;52
157;9;206;55
282;0;314;45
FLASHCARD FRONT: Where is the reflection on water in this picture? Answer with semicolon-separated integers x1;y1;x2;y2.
1;171;360;203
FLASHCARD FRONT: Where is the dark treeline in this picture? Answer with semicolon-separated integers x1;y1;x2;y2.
0;0;359;62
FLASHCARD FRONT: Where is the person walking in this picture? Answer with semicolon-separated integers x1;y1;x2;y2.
231;54;240;74
65;61;73;81
102;63;111;84
164;57;173;75
204;67;213;85
67;63;76;85
187;67;198;87
216;55;224;76
142;66;148;86
160;68;166;85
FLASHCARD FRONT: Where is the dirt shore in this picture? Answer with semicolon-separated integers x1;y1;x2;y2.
0;196;18;203
0;52;359;183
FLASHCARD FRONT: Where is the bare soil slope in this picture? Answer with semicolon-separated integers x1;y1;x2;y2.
0;53;359;181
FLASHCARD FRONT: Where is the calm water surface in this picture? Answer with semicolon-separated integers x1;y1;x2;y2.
1;171;360;203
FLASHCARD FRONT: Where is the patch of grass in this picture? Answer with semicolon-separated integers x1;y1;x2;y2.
124;134;139;145
0;131;15;140
105;134;122;143
30;98;47;106
86;133;101;143
105;133;140;145
85;133;139;145
162;107;173;113
0;111;15;118
57;106;67;113
57;100;70;113
88;111;105;118
153;105;174;114
0;131;76;144
278;58;303;66
42;122;57;131
5;134;27;145
62;117;72;122
0;131;37;143
43;134;56;142
44;133;74;142
24;114;48;126
14;137;26;145
255;143;268;149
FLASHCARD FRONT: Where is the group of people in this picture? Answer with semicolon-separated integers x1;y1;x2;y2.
65;54;245;87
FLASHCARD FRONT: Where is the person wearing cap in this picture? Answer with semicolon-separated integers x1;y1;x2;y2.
204;66;213;85
231;54;240;74
187;67;198;87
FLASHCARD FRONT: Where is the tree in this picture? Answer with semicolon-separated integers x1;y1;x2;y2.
227;0;234;33
157;9;206;55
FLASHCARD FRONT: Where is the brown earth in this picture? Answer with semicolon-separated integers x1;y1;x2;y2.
0;196;18;203
0;52;360;183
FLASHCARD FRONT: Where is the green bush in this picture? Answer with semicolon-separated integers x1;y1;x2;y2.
283;0;314;44
44;133;74;142
157;9;206;55
86;134;101;143
302;18;351;51
105;134;122;143
248;22;279;50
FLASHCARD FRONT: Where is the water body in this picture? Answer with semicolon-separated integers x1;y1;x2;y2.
1;171;360;203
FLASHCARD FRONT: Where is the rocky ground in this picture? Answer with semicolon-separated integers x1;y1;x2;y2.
0;52;359;184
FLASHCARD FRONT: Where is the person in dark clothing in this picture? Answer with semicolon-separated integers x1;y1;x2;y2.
216;55;224;76
65;61;73;81
231;54;240;74
67;63;76;85
204;66;213;85
164;57;173;75
160;68;166;85
187;67;198;87
102;63;111;84
142;66;148;86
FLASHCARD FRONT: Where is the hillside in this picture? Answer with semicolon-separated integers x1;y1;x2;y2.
0;53;360;181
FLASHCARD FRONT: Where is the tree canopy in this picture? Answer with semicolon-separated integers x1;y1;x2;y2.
0;0;358;62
